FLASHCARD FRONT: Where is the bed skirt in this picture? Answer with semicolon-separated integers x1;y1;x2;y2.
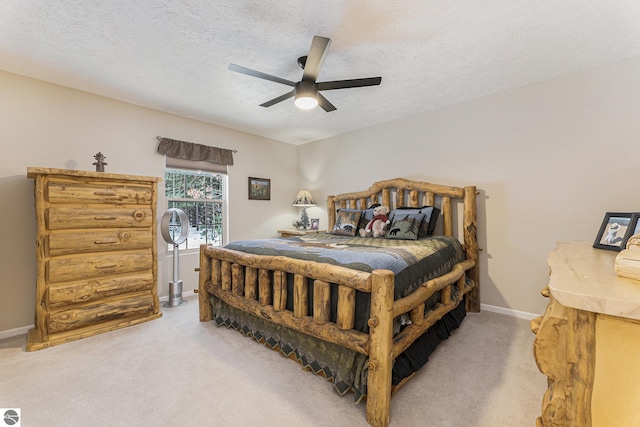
209;294;466;402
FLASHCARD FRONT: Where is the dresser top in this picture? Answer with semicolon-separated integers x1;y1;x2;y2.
548;241;640;320
27;167;161;182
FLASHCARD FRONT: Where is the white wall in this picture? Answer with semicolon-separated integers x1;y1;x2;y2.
298;55;640;316
0;70;298;333
2;55;639;334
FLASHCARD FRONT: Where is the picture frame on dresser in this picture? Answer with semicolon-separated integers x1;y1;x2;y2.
248;177;270;200
593;212;632;251
310;218;319;230
621;213;640;249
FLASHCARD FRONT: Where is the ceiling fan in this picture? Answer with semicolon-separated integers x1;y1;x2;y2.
228;35;382;112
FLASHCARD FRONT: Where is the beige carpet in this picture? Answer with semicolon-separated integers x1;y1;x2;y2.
0;295;546;426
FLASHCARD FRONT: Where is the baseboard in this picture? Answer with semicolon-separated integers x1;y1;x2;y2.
0;325;32;340
480;303;540;321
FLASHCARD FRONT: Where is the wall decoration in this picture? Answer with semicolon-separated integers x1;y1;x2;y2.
594;212;632;251
248;177;270;200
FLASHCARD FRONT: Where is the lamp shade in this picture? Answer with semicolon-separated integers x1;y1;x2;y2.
292;190;316;207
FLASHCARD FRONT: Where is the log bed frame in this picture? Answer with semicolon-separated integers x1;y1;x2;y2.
197;178;479;427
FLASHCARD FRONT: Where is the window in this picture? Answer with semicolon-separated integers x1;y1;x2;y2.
165;169;225;250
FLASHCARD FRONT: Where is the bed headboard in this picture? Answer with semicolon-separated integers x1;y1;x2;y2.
327;177;480;311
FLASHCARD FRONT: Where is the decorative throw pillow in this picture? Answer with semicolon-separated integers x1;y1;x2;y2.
331;210;362;236
418;206;440;236
386;212;426;240
337;205;380;233
337;208;364;232
388;206;440;238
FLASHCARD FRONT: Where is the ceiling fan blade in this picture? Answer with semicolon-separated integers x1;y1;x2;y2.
259;90;295;107
317;77;382;91
302;36;331;82
317;93;337;112
228;63;296;87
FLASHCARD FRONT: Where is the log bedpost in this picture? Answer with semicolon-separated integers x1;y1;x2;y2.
245;267;258;300
382;189;391;210
408;189;419;207
442;197;452;237
327;195;336;231
198;245;213;322
293;274;308;317
396;188;404;207
366;269;395;427
313;280;331;324
463;186;480;312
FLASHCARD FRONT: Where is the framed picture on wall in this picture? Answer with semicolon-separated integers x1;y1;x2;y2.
593;212;632;251
248;177;270;200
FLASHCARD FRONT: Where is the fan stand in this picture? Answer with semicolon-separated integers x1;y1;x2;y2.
161;208;189;308
164;241;186;307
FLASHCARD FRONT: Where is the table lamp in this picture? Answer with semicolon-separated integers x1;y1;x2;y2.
292;189;316;229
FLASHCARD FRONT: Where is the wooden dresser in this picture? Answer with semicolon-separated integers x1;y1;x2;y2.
532;241;640;426
26;167;162;351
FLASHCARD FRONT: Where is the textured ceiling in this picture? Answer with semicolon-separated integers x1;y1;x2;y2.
1;1;639;145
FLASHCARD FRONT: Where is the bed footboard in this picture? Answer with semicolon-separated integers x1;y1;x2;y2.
197;245;476;427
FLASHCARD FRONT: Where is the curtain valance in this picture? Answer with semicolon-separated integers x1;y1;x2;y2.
156;137;234;166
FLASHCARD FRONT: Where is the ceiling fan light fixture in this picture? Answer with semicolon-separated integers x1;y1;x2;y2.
229;35;381;112
294;95;318;110
294;81;318;110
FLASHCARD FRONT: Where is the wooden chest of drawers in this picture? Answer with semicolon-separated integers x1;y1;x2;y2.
26;167;162;351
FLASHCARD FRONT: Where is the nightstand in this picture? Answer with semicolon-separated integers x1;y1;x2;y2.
278;229;325;238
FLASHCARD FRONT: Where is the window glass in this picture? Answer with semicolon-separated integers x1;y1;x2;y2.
165;169;225;250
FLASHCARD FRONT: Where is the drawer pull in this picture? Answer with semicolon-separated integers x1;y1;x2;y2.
94;216;117;220
94;239;118;245
95;263;117;269
93;191;117;196
133;210;145;221
530;316;543;334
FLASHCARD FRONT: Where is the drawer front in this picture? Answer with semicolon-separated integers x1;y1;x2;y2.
47;250;152;283
48;229;152;256
47;181;153;205
48;291;155;333
47;272;155;307
47;207;152;230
